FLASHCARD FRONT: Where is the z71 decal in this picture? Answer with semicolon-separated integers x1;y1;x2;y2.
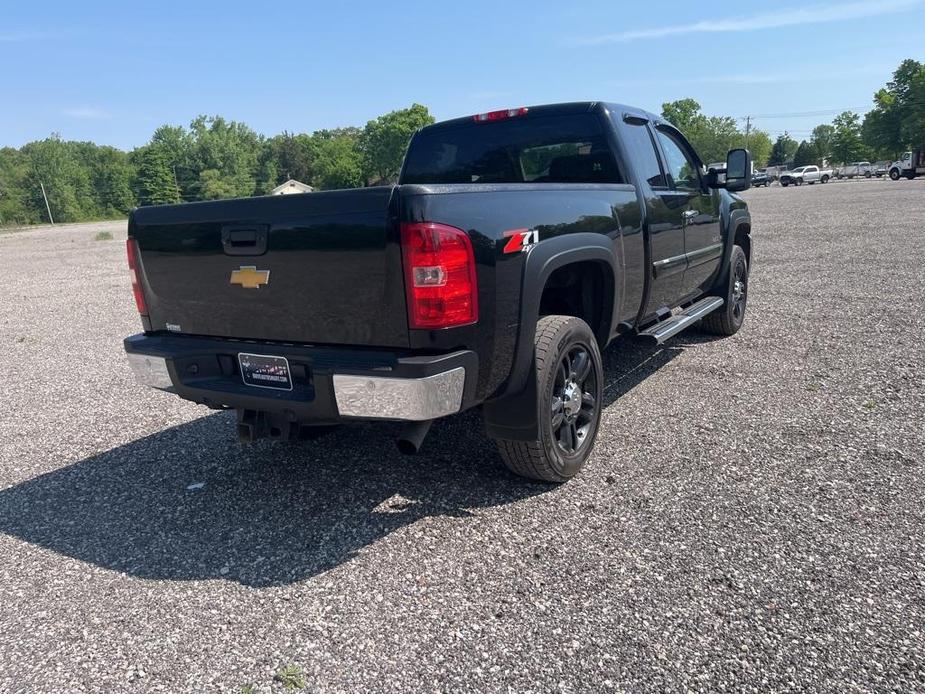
503;228;540;254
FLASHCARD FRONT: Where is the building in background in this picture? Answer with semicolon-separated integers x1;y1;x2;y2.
271;179;314;195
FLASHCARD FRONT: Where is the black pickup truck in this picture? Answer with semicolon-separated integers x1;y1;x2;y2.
125;102;752;483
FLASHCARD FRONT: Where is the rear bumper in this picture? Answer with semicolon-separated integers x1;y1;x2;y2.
124;333;478;422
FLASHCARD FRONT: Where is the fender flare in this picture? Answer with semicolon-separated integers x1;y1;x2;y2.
483;233;618;442
713;208;751;290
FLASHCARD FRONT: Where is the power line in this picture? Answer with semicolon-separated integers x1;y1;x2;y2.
744;106;871;119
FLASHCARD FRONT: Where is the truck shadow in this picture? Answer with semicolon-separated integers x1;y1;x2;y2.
0;338;685;587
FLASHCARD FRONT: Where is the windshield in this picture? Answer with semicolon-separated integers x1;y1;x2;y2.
401;113;622;184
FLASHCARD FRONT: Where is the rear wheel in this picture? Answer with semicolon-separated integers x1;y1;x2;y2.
701;245;748;336
821;175;830;184
494;315;603;483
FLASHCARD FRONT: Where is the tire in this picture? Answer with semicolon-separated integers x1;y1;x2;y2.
907;172;917;180
821;175;829;184
701;245;748;337
796;178;803;186
865;171;872;178
890;169;901;181
781;179;789;187
494;315;603;483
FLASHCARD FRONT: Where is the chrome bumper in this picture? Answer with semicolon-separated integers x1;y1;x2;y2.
333;367;465;421
126;353;173;390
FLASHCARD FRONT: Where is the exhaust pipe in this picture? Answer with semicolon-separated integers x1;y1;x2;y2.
396;420;433;455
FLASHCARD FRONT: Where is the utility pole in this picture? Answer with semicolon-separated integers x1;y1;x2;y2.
744;115;751;151
39;181;54;225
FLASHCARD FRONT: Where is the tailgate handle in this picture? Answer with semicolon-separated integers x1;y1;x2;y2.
221;225;268;256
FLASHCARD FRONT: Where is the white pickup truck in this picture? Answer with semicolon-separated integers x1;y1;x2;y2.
779;165;832;187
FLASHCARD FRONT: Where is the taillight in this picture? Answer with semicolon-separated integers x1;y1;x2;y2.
126;238;148;315
400;222;478;329
472;107;528;122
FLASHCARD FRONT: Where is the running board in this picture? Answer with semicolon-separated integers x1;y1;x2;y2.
637;296;725;344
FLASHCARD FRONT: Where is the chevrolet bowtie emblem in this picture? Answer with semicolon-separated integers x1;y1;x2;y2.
230;266;270;289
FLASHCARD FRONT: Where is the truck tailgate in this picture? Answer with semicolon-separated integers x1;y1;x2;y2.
130;187;410;347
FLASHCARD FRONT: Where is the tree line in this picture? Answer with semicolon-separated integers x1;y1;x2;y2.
765;59;925;168
0;104;434;225
2;58;923;226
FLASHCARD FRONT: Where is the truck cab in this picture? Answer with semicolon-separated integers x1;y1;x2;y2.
889;150;925;180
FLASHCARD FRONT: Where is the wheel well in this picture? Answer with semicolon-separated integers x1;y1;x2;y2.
538;261;612;347
735;224;751;267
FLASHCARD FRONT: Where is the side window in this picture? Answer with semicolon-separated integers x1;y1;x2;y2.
620;122;666;188
655;128;702;192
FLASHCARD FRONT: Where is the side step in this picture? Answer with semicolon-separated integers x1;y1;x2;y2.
637;296;725;345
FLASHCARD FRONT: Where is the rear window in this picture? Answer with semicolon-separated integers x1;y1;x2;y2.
401;113;622;185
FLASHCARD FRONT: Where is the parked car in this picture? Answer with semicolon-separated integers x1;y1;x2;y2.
888;148;925;180
873;161;891;177
779;165;832;186
124;101;753;483
834;161;872;179
751;170;772;187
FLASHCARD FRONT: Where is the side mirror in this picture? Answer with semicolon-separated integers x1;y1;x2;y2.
724;148;751;192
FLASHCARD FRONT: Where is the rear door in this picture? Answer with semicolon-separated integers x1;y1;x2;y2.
652;126;722;299
617;118;686;315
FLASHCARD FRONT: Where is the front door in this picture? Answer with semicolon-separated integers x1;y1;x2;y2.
653;126;723;298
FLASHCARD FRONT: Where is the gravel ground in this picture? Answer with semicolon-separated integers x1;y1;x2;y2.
1;180;923;693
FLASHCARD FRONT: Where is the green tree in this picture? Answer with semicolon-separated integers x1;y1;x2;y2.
792;140;816;167
862;59;925;157
359;103;434;184
810;124;835;164
22;135;94;222
0;147;34;225
661;98;704;134
768;133;798;166
188;115;262;199
661;99;767;165
310;129;364;190
148;124;195;199
268;131;314;184
746;130;772;168
134;146;180;205
831;111;867;164
86;145;135;216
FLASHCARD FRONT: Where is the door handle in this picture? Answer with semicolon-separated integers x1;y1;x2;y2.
682;210;697;223
221;224;269;256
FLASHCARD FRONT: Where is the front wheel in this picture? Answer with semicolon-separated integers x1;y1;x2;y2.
889;169;901;181
781;179;789;187
494;315;603;483
796;178;803;186
701;245;748;336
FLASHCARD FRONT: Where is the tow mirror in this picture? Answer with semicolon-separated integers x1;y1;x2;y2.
724;148;751;191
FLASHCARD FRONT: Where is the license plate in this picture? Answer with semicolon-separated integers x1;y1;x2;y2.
238;353;293;391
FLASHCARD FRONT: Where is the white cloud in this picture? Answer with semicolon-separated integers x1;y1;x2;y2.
580;0;923;44
63;106;111;119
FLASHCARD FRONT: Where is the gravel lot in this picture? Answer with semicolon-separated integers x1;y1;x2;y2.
1;179;923;693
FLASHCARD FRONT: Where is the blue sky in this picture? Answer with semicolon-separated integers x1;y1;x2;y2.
2;0;923;150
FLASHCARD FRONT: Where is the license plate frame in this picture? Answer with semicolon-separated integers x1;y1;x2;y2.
238;353;293;391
